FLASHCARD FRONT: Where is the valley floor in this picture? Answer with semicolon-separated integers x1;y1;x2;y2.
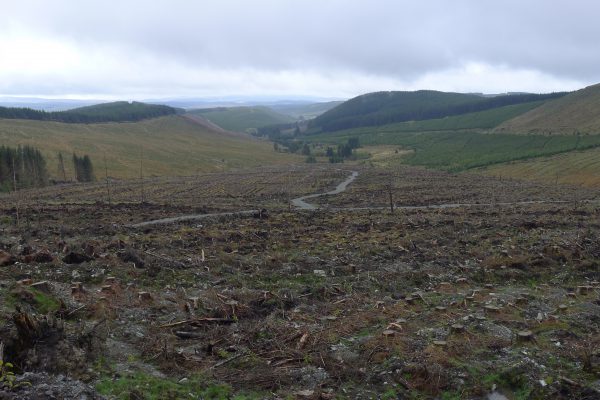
0;163;599;399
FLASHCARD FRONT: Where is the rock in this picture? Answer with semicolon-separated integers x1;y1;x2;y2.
9;372;103;399
433;340;447;347
313;269;326;277
62;252;92;264
0;250;15;266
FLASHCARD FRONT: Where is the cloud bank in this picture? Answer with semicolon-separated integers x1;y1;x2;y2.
1;0;598;99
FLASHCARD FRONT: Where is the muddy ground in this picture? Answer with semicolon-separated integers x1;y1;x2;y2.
0;164;599;399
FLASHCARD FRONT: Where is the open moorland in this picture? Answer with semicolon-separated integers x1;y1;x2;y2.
1;163;599;399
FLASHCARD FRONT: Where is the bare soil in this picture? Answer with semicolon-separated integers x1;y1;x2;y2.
1;163;599;399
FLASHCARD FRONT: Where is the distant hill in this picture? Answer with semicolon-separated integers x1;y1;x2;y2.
186;106;295;132
310;90;566;132
0;115;295;179
0;101;178;123
495;83;600;135
269;101;344;119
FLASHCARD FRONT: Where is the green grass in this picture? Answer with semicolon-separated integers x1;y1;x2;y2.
95;372;261;400
31;289;62;314
496;82;600;135
0;115;296;179
187;107;295;132
481;145;600;187
307;118;600;172
5;287;62;314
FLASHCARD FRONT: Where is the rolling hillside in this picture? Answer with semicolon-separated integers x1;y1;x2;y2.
309;90;566;132
495;83;600;135
480;146;600;187
0;115;295;179
186;106;294;132
0;101;178;123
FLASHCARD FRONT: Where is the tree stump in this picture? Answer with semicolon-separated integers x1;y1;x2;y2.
138;291;153;303
516;330;534;342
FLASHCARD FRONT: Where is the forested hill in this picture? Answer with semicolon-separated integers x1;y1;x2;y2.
0;101;178;123
309;90;567;132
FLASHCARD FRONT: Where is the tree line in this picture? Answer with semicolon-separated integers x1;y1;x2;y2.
0;146;97;192
0;101;177;124
0;145;48;191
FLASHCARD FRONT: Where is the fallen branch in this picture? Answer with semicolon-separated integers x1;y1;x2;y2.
207;351;247;370
65;304;87;318
159;317;234;328
174;331;203;339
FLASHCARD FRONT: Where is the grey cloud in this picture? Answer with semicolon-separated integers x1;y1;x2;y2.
2;0;600;97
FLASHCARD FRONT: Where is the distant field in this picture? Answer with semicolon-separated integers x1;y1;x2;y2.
304;99;600;171
480;146;600;187
269;101;344;119
0;115;296;179
309;129;600;172
186;106;294;132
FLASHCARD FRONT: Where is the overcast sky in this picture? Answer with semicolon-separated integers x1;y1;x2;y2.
1;0;599;100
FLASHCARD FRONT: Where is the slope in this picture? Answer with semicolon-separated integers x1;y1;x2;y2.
186;106;295;132
0;115;295;179
310;90;566;132
495;83;600;135
0;101;178;123
480;146;600;187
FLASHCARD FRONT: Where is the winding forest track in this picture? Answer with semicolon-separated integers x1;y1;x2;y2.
131;170;595;227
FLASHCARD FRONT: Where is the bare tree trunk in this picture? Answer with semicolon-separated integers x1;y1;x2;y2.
12;156;20;226
104;152;111;205
140;146;144;204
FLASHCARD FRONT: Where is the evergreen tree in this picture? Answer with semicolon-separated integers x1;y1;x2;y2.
72;153;95;182
0;145;48;191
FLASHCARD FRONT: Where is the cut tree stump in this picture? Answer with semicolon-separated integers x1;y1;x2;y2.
138;291;153;302
516;330;534;342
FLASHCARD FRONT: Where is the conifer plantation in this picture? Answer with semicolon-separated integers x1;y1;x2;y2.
0;145;48;191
